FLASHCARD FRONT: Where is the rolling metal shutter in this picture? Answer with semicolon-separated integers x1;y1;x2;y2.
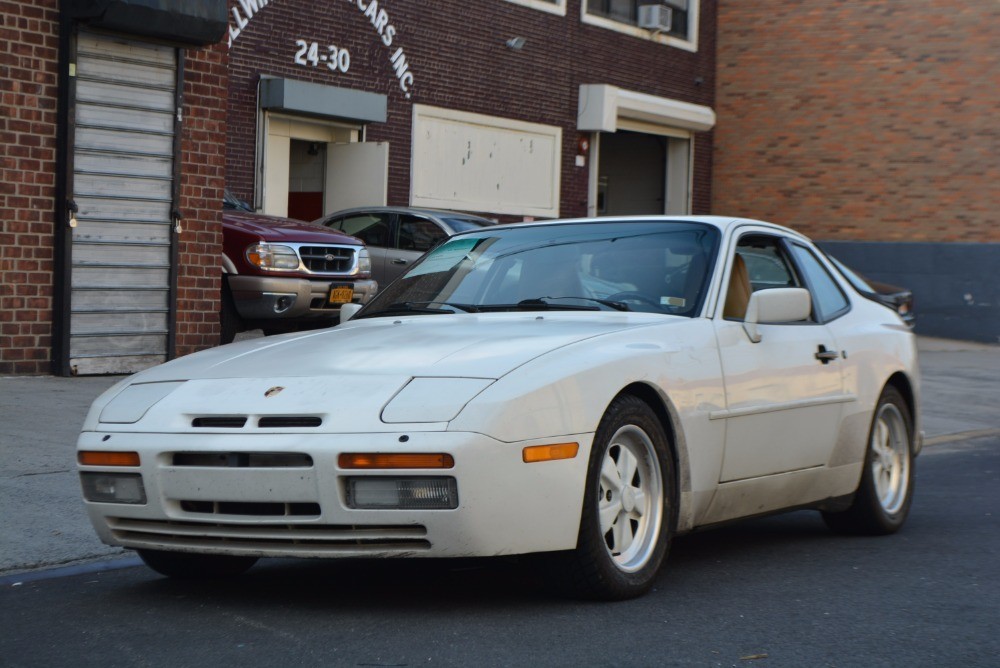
69;31;177;375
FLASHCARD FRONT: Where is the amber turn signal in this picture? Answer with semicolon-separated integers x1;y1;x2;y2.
78;451;141;467
522;442;579;463
338;453;455;469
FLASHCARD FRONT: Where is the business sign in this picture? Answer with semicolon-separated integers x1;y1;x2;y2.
227;0;416;98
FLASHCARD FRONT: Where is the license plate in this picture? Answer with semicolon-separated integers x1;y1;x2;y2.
328;284;354;305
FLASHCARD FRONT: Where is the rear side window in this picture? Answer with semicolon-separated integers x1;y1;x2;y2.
789;244;850;322
399;216;447;252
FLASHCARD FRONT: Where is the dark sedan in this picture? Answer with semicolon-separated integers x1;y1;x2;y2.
827;255;914;327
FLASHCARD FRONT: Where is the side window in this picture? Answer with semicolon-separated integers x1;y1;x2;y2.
723;235;800;320
398;216;447;252
788;243;850;322
337;214;390;248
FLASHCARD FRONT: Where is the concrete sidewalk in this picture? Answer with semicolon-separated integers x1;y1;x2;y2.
2;336;998;577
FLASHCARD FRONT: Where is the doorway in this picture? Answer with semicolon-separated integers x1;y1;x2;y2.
596;130;691;216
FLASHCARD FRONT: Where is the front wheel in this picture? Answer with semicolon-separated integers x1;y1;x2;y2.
822;385;915;535
555;394;676;600
137;549;258;579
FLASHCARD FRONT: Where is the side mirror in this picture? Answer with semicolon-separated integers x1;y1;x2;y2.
743;288;811;343
340;303;363;323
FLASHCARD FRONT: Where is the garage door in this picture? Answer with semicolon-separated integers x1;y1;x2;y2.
68;32;177;375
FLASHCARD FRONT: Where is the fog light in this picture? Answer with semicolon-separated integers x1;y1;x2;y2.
274;295;294;313
346;477;457;510
80;472;147;504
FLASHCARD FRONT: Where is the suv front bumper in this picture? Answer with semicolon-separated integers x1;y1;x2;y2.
227;275;377;321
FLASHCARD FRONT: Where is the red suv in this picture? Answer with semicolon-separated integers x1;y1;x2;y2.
221;192;376;343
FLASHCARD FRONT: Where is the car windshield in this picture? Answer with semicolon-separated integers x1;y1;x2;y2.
443;216;495;232
223;189;253;212
357;220;720;318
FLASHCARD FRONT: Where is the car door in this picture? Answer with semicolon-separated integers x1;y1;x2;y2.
712;232;848;483
325;213;392;286
383;214;450;284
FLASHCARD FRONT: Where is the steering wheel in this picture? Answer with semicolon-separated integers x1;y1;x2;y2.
605;291;665;310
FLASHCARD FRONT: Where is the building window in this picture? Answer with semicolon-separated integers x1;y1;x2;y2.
583;1;697;50
504;0;567;15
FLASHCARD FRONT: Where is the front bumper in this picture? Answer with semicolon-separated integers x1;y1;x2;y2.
227;275;377;321
78;430;592;559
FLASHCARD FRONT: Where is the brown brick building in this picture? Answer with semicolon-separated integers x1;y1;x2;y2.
9;0;992;376
713;0;1000;341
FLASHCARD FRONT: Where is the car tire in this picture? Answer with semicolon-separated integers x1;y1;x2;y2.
137;549;258;579
556;394;676;600
220;281;242;345
822;385;915;535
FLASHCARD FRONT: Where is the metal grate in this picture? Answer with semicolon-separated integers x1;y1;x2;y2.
191;417;247;428
108;517;431;554
179;500;321;516
258;416;323;428
299;246;355;273
172;452;313;468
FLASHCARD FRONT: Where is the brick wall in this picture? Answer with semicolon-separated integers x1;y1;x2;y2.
174;43;228;359
713;0;1000;243
226;0;718;218
0;2;228;374
0;0;59;374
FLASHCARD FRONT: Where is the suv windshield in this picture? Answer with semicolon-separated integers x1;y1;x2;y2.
358;220;719;318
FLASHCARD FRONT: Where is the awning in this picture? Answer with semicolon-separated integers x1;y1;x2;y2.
577;84;716;134
260;78;388;125
69;0;227;46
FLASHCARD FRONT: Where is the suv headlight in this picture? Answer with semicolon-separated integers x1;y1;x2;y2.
357;247;372;275
246;243;300;270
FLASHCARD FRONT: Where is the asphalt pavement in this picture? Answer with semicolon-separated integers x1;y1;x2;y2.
1;336;998;579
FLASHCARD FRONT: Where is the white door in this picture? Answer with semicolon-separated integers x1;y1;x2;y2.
714;320;844;481
712;238;846;482
68;32;177;375
325;141;389;211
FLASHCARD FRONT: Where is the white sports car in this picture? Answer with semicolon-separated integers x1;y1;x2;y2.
78;216;920;600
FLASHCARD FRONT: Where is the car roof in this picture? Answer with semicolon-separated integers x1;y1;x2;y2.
457;215;809;240
318;206;496;223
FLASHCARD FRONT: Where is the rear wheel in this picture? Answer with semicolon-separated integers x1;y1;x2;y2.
555;394;675;600
822;386;914;535
137;549;258;579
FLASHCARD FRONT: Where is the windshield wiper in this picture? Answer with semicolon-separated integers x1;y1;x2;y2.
473;297;628;312
536;297;632;311
359;301;480;318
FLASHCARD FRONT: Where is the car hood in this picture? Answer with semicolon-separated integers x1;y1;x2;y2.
223;210;361;245
144;312;673;381
88;313;678;433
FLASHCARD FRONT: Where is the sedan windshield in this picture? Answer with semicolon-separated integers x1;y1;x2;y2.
358;220;720;318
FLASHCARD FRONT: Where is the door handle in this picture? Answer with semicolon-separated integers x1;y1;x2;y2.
391;258;408;265
814;344;840;364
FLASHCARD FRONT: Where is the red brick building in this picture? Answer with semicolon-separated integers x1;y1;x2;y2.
713;0;1000;341
1;0;228;375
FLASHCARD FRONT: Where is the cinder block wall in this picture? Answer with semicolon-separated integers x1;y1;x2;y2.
713;0;1000;341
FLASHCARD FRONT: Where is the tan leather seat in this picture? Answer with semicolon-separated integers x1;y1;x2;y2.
723;254;752;319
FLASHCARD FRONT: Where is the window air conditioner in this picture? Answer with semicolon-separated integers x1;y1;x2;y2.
638;4;673;32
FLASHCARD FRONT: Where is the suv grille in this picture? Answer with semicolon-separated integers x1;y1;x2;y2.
299;246;355;273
